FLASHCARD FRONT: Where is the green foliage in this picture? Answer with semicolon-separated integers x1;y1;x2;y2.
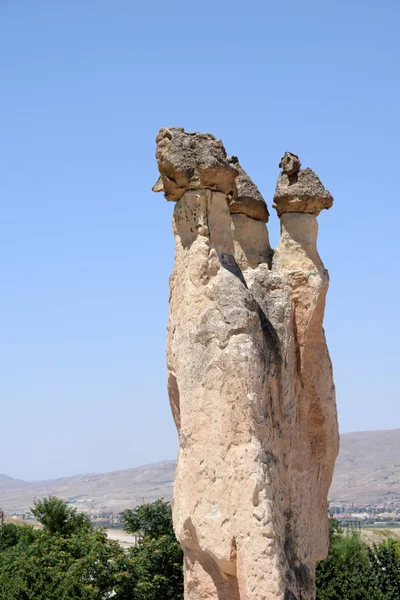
0;526;131;600
369;539;400;599
3;507;399;600
0;498;133;600
316;519;400;600
0;497;183;600
121;499;184;600
127;530;184;600
0;523;37;552
0;523;20;550
316;530;381;600
121;498;174;538
32;496;91;535
328;517;343;539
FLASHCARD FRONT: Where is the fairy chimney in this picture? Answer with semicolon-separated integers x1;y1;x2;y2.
154;130;339;600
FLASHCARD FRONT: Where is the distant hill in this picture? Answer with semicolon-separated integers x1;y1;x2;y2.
0;474;27;491
329;428;400;503
1;429;399;514
0;461;175;514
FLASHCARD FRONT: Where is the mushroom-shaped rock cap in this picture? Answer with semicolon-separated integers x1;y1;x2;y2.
153;127;238;202
273;153;333;217
227;157;269;222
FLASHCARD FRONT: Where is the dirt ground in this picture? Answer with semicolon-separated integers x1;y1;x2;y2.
106;529;139;549
361;527;400;545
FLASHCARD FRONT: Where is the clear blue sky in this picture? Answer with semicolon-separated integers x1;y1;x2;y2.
1;1;399;481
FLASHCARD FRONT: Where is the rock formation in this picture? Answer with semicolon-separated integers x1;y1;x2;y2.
154;132;339;600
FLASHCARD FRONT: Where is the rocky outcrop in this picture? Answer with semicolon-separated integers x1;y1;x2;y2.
153;127;238;202
273;152;333;217
154;130;339;600
227;156;270;223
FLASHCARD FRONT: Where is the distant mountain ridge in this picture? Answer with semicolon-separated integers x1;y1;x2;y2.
0;474;27;490
0;461;176;513
1;430;399;514
329;428;400;503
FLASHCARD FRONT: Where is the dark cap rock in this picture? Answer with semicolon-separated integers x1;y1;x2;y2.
273;155;333;217
153;127;238;202
279;152;301;176
227;157;269;222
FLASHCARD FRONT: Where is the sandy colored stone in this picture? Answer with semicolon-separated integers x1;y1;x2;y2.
231;213;272;271
155;133;339;600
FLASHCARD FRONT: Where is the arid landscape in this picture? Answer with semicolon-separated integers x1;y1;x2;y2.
329;428;400;503
1;429;399;515
0;460;175;514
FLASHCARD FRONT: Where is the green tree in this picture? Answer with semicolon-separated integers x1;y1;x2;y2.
32;496;91;535
369;539;400;599
0;524;132;600
121;498;174;538
0;523;36;551
0;497;134;600
0;498;183;600
316;520;383;600
0;523;20;550
121;499;184;600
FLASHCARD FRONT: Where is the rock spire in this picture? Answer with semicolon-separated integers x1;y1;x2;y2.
154;128;339;600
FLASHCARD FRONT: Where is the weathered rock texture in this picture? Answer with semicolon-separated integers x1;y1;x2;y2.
273;152;333;217
227;156;270;223
154;129;339;600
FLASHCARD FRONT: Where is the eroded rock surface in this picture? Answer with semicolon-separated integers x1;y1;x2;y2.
153;127;238;202
154;129;339;600
227;156;270;222
273;152;333;217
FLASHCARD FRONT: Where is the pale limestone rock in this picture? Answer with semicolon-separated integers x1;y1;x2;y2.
155;129;339;600
231;213;272;271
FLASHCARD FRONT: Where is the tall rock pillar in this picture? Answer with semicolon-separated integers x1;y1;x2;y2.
154;132;339;600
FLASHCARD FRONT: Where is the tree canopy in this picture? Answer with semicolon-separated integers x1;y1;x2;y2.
0;497;183;600
2;503;399;600
316;519;400;600
120;499;184;600
121;498;175;538
31;496;91;535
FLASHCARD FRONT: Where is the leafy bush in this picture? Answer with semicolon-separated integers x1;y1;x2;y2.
121;499;184;600
32;496;91;535
369;539;400;599
316;519;400;600
0;497;183;600
0;527;129;599
5;503;398;600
